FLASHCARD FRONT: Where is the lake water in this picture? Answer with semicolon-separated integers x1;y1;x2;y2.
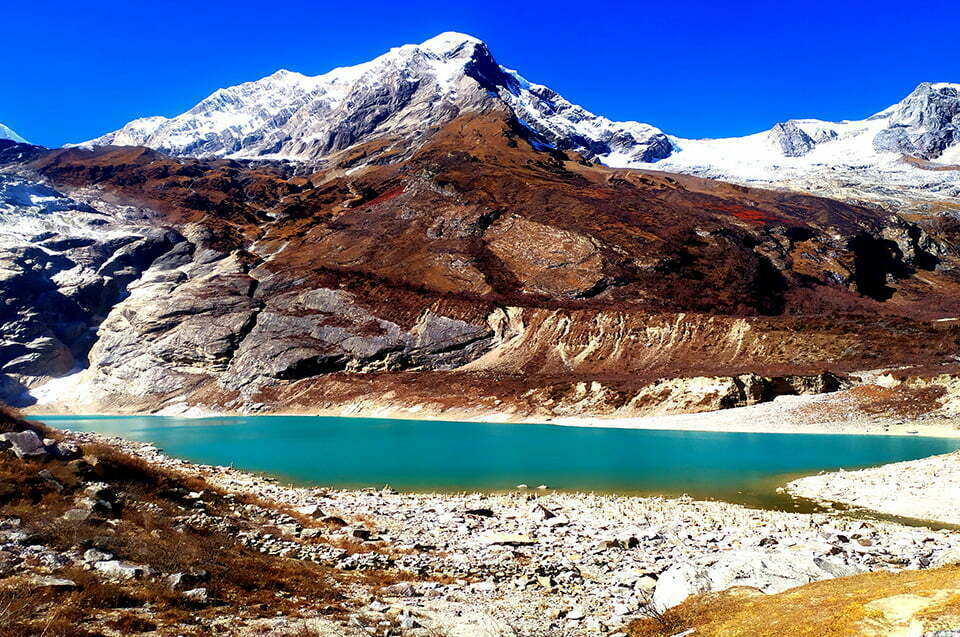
36;414;960;508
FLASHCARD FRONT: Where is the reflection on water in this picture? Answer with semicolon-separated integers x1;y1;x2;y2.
36;414;960;510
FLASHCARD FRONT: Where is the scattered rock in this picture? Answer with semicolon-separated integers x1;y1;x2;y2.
83;549;113;563
167;570;209;591
654;563;713;610
932;547;960;568
466;508;495;518
62;508;93;522
481;533;536;547
182;587;209;602
28;576;78;590
93;560;147;580
350;527;372;540
0;430;48;461
295;504;324;519
566;607;585;620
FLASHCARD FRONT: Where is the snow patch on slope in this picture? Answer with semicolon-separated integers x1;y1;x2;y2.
612;82;960;213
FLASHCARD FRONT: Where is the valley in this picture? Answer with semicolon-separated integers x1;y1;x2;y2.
3;27;960;637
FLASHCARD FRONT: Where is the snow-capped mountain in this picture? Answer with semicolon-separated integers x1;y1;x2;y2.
645;82;960;213
82;34;959;213
83;33;671;166
0;123;28;144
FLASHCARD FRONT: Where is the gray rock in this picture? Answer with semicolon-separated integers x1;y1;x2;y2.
167;570;209;591
93;560;146;580
29;576;78;590
36;470;64;492
182;587;209;602
83;549;113;563
295;504;324;519
381;582;420;598
932;547;960;568
49;441;82;460
872;83;960;160
62;508;92;522
655;551;862;610
653;562;712;610
0;430;48;461
768;121;817;157
350;527;372;541
0;178;184;397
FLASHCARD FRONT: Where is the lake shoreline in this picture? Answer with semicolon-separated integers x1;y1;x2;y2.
28;394;960;438
787;451;960;526
35;424;960;635
35;413;960;514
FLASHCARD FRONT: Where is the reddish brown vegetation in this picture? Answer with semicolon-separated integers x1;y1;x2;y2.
4;114;960;411
0;409;404;636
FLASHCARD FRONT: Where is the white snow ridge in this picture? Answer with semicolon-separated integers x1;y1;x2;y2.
0;123;28;144
80;32;671;167
81;34;960;213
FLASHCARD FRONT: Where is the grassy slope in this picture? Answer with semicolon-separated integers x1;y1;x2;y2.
0;407;403;636
629;565;960;637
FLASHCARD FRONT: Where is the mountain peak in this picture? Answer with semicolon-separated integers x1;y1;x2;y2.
417;32;486;56
0;123;28;144
868;81;960;160
80;33;669;167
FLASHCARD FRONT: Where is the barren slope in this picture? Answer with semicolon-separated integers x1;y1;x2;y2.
2;112;960;415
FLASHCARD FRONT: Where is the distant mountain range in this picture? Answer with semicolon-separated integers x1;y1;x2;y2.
81;32;960;213
2;33;960;419
82;33;673;167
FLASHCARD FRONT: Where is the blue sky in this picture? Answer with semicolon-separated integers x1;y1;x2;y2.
6;0;959;148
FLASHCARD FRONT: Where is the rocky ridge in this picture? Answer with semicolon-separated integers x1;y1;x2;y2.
0;124;27;145
656;82;960;215
82;33;671;168
81;34;960;215
4;108;960;415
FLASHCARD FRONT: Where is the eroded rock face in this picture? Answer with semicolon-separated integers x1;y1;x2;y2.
3;113;960;415
220;288;493;394
768;121;817;157
0;174;181;403
873;83;960;160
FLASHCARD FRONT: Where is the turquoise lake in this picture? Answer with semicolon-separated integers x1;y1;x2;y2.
36;415;960;508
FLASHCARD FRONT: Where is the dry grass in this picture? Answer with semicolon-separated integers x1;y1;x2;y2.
0;407;409;635
849;383;947;419
627;565;960;637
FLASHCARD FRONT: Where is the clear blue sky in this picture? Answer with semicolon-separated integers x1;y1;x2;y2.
6;0;958;148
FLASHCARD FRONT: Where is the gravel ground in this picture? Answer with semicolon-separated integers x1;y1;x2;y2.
788;450;960;526
55;429;960;636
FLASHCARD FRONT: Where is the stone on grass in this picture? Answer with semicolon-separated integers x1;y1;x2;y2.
653;563;712;609
295;504;324;518
93;560;146;580
182;587;208;602
29;576;78;590
0;431;48;461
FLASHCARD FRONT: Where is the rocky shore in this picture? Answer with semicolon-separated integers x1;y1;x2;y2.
788;450;960;526
17;426;955;636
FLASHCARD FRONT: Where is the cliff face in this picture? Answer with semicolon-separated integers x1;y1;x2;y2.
2;112;960;415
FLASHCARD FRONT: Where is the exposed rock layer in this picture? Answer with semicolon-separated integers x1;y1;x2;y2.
2;110;960;414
